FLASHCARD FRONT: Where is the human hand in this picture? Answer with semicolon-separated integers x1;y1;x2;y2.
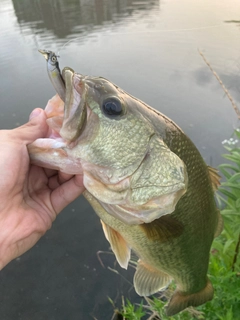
0;108;85;270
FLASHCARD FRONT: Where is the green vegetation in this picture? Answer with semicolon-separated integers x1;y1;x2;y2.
116;130;240;320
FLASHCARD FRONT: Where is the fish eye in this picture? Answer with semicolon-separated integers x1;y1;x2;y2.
102;98;123;117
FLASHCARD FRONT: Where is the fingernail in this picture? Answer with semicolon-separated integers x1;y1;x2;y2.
29;108;42;120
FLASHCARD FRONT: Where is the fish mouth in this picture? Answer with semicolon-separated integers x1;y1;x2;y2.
60;67;87;142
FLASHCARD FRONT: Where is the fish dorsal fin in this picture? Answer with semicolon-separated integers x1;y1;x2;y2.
208;166;221;192
100;220;130;269
134;259;171;296
214;210;224;238
140;215;183;242
165;278;214;316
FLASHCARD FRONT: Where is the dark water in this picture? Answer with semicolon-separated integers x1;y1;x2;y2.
0;0;240;319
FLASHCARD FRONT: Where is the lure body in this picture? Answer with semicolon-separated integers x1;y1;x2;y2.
39;49;66;101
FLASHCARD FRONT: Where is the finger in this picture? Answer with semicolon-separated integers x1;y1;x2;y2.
44;168;58;178
12;108;49;144
27;165;48;194
48;175;61;190
50;175;85;214
58;172;74;184
48;172;74;190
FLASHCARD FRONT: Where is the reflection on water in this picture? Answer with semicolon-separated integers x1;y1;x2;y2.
194;66;240;104
225;20;240;25
12;0;159;39
1;0;240;319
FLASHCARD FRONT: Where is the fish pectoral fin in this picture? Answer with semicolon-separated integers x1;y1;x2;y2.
208;166;221;192
214;210;224;238
165;278;214;316
134;259;171;296
140;215;183;242
100;220;130;269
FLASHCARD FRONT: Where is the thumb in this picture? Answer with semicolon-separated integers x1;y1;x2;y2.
14;108;48;144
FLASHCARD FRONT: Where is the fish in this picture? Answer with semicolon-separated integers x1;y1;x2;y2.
28;51;223;316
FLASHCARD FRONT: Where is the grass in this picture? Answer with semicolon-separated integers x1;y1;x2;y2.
114;129;240;320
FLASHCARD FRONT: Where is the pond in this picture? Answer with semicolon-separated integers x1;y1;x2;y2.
0;0;240;319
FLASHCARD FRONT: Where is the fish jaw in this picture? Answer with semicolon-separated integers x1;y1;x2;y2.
28;138;83;174
28;93;84;174
28;68;89;173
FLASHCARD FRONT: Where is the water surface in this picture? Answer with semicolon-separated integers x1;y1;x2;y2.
0;0;240;319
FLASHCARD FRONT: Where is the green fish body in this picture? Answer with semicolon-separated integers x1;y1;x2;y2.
83;102;222;316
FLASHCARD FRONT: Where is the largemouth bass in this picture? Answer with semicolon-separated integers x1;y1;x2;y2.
28;52;222;316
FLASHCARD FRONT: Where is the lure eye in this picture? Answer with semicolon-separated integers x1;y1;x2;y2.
102;98;123;117
51;55;57;62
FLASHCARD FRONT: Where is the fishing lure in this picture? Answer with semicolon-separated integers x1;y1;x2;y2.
38;49;66;101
